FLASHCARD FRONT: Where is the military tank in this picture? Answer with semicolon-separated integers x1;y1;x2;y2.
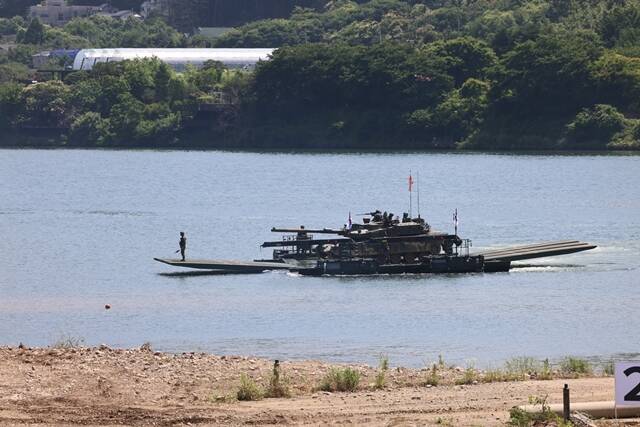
264;210;458;259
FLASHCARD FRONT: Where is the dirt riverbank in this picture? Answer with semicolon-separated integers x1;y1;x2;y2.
0;346;628;426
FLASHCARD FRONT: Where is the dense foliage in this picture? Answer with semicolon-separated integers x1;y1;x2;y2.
230;0;640;149
0;57;250;146
1;0;640;150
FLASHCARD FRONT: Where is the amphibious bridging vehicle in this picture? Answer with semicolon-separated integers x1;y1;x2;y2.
154;209;596;275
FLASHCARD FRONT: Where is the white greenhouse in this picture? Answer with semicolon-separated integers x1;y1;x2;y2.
72;48;276;71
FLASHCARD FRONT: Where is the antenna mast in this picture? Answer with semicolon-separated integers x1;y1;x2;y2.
409;170;413;218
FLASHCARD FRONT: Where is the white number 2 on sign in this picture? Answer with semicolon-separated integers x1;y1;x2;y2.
615;362;640;407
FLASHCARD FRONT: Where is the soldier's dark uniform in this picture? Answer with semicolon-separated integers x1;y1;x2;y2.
179;232;187;261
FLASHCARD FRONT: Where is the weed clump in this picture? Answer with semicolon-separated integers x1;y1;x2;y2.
560;357;592;376
51;335;85;349
483;357;541;383
373;355;389;390
455;364;478;385
538;358;553;380
265;360;291;398
504;357;538;379
603;360;614;376
236;373;263;401
423;363;439;387
319;367;361;392
508;395;570;426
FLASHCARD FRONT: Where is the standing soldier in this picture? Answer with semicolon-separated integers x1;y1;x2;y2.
179;232;187;261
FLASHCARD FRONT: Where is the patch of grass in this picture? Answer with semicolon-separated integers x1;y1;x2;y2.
373;355;389;390
51;334;85;349
482;357;541;383
435;417;454;426
508;395;571;426
455;364;478;385
504;357;538;379
265;360;291;398
423;363;439;387
603;360;614;376
319;367;361;392
536;358;553;380
481;368;509;383
236;373;263;401
560;357;592;376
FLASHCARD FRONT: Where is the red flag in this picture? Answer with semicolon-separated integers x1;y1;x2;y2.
408;174;414;192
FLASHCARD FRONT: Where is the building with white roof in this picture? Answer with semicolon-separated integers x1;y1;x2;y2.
72;48;276;71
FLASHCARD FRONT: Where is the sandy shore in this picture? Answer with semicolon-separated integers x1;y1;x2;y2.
0;346;625;426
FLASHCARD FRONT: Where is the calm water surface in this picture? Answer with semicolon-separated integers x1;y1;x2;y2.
1;149;639;367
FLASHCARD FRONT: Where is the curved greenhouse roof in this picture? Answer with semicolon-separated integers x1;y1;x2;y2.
72;48;275;71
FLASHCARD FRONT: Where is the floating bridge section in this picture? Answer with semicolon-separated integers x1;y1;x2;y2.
478;240;597;262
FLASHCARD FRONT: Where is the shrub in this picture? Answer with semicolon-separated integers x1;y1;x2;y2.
564;104;628;149
373;355;389;390
560;357;592;376
539;358;553;380
424;363;439;387
609;119;640;149
455;364;478;385
69;112;110;145
603;361;614;376
481;368;509;383
236;373;263;401
508;395;569;426
319;367;361;392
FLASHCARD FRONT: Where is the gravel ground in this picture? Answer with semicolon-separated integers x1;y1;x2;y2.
0;346;629;426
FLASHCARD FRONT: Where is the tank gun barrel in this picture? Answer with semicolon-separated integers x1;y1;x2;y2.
271;227;344;234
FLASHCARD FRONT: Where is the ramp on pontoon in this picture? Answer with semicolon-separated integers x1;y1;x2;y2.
478;240;596;262
154;258;292;273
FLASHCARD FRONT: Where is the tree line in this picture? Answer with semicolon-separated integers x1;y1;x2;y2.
0;0;640;149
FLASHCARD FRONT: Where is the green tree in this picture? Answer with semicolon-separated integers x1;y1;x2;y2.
68;111;110;145
0;81;23;128
424;37;497;86
564;104;628;149
7;44;37;66
21;17;44;44
108;93;145;141
591;51;640;114
491;29;603;116
0;61;30;83
20;80;71;128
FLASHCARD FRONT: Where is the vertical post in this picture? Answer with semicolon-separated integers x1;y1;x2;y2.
563;383;570;421
417;171;421;218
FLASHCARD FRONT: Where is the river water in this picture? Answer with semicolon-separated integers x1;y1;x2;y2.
1;149;639;367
